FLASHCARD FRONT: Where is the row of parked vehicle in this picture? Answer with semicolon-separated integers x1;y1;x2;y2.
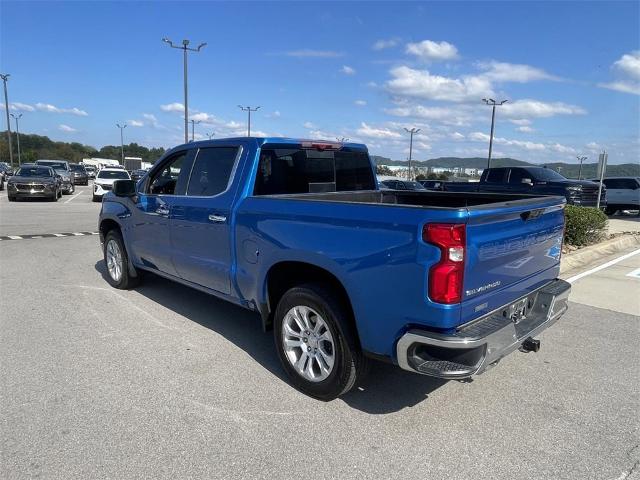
381;166;640;215
1;159;151;202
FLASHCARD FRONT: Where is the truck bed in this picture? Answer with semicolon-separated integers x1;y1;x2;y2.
266;189;561;209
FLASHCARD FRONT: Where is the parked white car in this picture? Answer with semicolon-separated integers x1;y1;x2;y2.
93;168;131;202
592;177;640;215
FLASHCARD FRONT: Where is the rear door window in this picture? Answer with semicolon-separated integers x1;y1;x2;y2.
186;147;239;196
485;168;506;183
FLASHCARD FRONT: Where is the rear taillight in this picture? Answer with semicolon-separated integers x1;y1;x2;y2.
424;223;466;304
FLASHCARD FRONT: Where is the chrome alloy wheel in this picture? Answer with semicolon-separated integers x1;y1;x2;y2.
106;239;123;282
282;306;335;382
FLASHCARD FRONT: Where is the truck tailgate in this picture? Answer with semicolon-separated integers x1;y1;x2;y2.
461;196;565;324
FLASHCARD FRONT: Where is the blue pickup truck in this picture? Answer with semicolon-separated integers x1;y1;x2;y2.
98;137;571;400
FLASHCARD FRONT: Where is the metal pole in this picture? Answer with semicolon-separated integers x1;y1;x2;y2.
162;38;206;144
183;44;188;144
482;99;508;171
403;127;420;181
487;105;496;170
1;74;14;167
577;156;587;180
596;151;607;210
238;106;261;137
11;113;21;164
116;123;126;164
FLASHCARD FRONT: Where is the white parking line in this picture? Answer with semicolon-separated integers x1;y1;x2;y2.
565;248;640;284
64;191;83;203
626;267;640;279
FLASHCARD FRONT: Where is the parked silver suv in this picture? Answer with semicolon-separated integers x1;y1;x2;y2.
591;177;640;215
35;160;75;194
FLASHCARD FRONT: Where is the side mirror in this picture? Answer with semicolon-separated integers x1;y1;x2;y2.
113;179;137;197
521;178;533;185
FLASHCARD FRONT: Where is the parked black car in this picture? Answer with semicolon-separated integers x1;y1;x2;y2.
129;169;147;182
444;166;606;207
69;163;89;185
380;179;427;191
6;165;62;201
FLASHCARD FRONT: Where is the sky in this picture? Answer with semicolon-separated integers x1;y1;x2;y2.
1;1;639;165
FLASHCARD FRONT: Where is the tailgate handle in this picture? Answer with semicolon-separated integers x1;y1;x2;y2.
521;208;544;221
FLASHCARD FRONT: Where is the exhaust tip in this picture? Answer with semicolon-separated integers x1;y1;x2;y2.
520;337;541;353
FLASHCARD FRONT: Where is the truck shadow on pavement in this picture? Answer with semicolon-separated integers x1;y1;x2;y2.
95;262;450;413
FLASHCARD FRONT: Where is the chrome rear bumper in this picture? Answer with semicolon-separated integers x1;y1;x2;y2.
396;279;571;379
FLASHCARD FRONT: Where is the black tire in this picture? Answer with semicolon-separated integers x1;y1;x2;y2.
605;206;617;216
92;195;100;202
103;230;140;289
8;196;16;202
273;283;367;401
49;193;57;202
58;189;62;199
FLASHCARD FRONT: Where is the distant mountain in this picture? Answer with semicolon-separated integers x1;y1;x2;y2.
373;155;639;178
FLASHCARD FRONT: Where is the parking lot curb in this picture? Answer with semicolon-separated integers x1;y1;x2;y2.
560;234;640;275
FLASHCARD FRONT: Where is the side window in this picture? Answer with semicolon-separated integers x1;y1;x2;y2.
148;152;188;195
621;179;639;189
603;179;622;189
485;169;506;183
508;169;526;184
186;147;239;197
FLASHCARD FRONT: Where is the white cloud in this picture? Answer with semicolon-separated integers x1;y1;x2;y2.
341;65;356;75
354;99;367;106
58;124;77;132
143;113;157;122
190;112;216;123
550;143;577;154
386;66;493;102
450;132;465;140
405;40;459;62
160;102;185;113
516;126;534;133
265;110;281;118
303;121;317;129
599;80;640;95
613;50;640;79
284;49;344;58
500;99;586;118
598;51;640;95
468;131;546;150
509;118;532;126
129;120;144;127
34;103;88;116
586;142;601;151
372;38;399;50
384;104;474;125
356;122;402;139
10;102;35;112
477;61;559;83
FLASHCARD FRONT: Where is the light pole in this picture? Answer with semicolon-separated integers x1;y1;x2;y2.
576;155;587;180
238;105;260;136
206;132;215;140
482;98;508;170
190;119;201;141
116;123;127;164
1;74;14;167
10;113;22;164
336;137;349;143
162;37;207;144
403;127;420;180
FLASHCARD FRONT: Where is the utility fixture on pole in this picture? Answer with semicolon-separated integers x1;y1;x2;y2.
1;74;14;167
116;123;127;164
482;98;508;170
336;137;349;143
206;132;215;140
10;113;22;164
162;37;207;144
576;155;587;180
238;105;260;136
190;119;201;141
403;127;420;181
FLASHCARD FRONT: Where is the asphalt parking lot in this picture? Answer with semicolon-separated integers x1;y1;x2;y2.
1;187;639;480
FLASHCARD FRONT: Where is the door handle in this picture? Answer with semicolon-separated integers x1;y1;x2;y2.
208;214;227;223
156;205;170;216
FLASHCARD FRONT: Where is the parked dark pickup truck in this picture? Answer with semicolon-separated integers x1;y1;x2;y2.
445;166;606;207
98;138;571;400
